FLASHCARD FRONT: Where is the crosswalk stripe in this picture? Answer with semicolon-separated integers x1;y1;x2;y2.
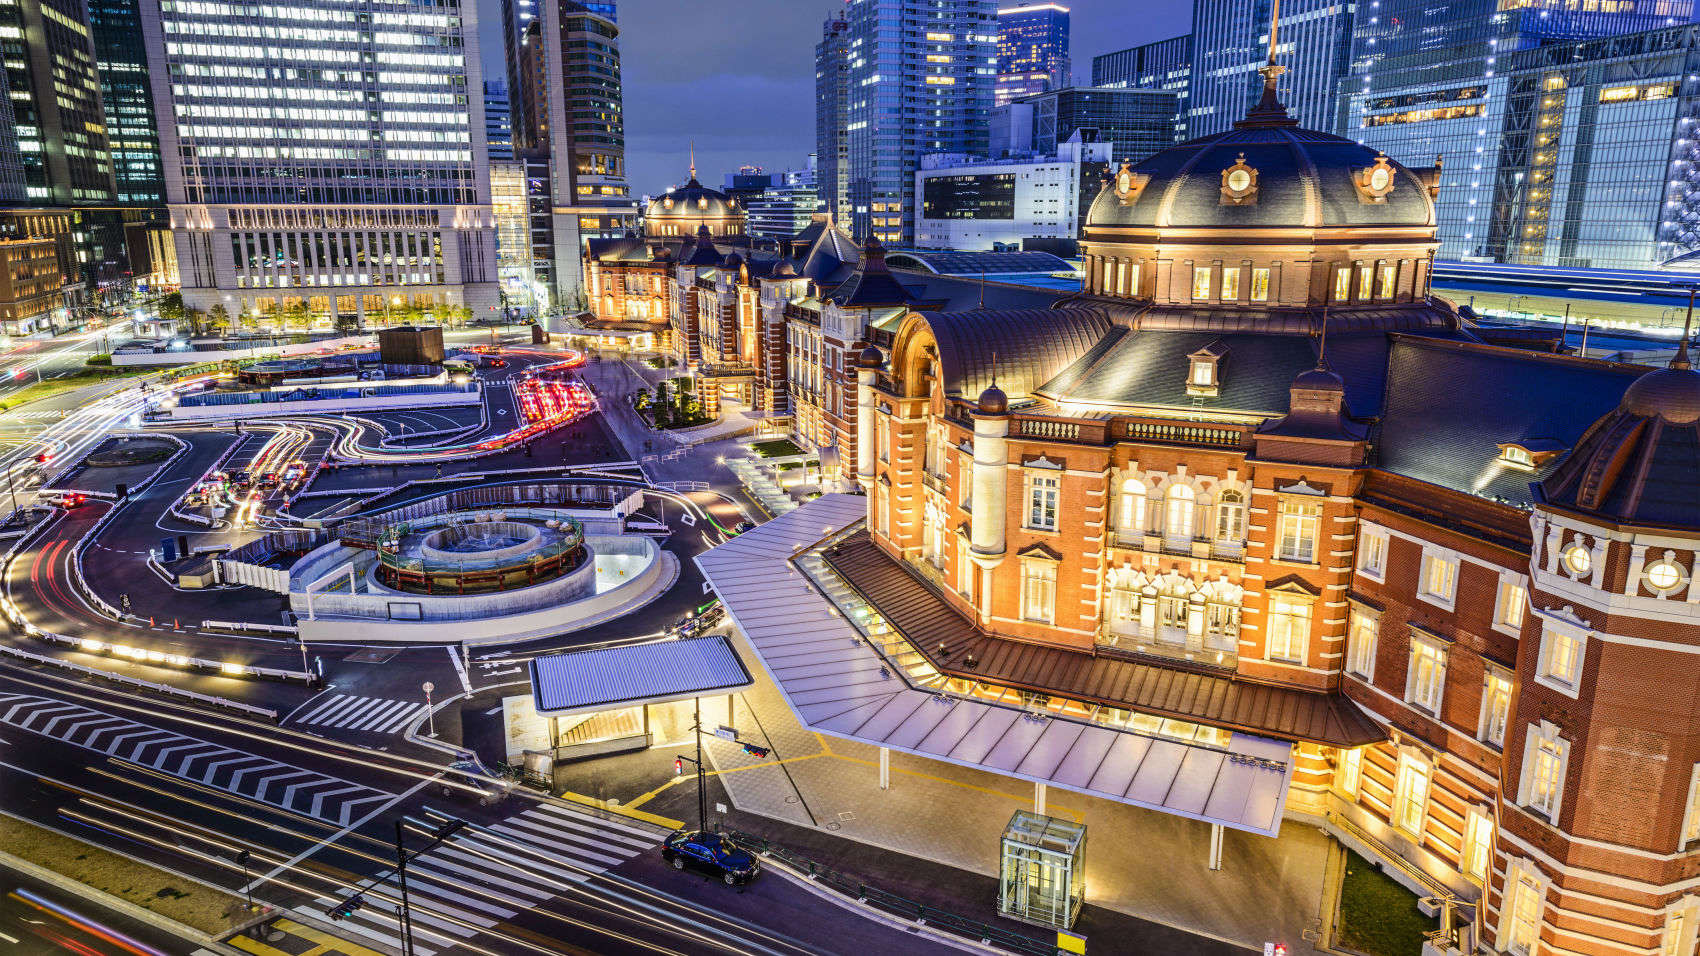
453;834;595;886
399;868;517;919
332;697;387;727
515;806;655;851
530;801;660;844
489;820;631;866
298;694;360;724
293;695;419;734
351;700;412;732
305;901;418;955
410;849;560;897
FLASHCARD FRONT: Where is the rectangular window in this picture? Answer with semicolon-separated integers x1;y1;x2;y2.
874;483;889;537
1220;267;1240;301
1393;754;1431;837
1347;606;1378;680
1333;267;1352;301
1419;552;1458;605
1127;262;1141;297
1538;624;1584;691
1276;501;1320;563
1357;264;1373;300
1525;734;1565;819
1480;670;1513;747
1358;527;1388;579
1250;267;1271;301
1507;871;1543;955
1266;594;1312;663
1191;266;1211;300
1462;810;1493;883
1665;910;1690;956
1406;636;1447;714
1335;746;1363;797
876;414;889;463
1496;578;1527;632
957;538;974;595
1027;473;1059;531
1378;262;1397;299
1683;764;1700;849
1021;561;1056;624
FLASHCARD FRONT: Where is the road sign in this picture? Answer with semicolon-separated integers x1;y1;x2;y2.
713;726;737;741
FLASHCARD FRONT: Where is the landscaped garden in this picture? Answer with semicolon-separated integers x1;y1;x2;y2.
1335;848;1434;956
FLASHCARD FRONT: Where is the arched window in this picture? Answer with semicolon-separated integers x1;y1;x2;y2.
1166;483;1195;539
1215;489;1245;542
1120;479;1147;535
601;294;614;316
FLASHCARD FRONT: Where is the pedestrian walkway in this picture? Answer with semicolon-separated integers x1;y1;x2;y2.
302;802;655;956
0;693;393;825
291;694;423;735
216;917;387;956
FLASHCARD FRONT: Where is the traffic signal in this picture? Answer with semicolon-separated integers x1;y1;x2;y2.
741;743;770;759
326;893;365;920
673;757;683;775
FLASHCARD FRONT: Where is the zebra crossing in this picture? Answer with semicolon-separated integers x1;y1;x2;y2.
0;693;393;825
292;693;425;735
307;801;656;955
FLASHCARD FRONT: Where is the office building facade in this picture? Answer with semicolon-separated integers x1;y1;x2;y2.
994;2;1069;107
485;81;515;162
139;0;500;324
537;0;635;308
1338;0;1699;266
1189;0;1355;137
915;138;1111;250
999;86;1181;165
816;0;998;246
1090;33;1191;137
88;0;162;205
747;163;822;241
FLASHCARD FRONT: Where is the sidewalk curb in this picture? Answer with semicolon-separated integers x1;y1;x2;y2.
754;851;1007;955
0;846;247;956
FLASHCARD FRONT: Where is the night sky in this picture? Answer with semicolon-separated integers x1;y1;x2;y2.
479;0;1194;199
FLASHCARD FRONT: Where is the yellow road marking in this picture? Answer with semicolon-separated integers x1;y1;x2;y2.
228;934;293;956
276;918;389;956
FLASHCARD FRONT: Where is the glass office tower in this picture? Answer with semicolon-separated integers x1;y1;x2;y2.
88;0;162;205
995;3;1069;107
141;0;500;324
1189;0;1356;137
816;0;998;244
1340;0;1696;263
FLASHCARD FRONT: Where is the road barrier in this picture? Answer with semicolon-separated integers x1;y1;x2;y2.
723;828;1063;956
201;619;298;637
0;643;279;719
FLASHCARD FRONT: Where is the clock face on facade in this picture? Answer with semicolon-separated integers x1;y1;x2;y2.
1368;166;1391;192
1117;170;1133;195
1226;168;1252;193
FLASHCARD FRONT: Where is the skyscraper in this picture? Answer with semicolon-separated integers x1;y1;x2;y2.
88;0;162;205
1;0;116;205
1338;0;1696;263
485;81;516;162
537;0;635;307
1091;33;1190;136
816;0;998;244
140;0;500;324
1188;0;1355;137
995;3;1069;107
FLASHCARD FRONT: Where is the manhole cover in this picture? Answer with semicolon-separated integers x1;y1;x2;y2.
837;811;856;822
825;821;841;831
344;650;397;663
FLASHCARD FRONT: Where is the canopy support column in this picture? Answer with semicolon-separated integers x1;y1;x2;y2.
1208;823;1224;871
879;746;890;790
1034;781;1047;815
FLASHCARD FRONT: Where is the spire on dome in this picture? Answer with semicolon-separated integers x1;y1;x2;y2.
689;142;697;182
1236;0;1297;129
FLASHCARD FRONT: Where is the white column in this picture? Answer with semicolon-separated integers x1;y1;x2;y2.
970;411;1009;566
879;746;890;790
1034;781;1047;815
856;365;877;490
1208;823;1224;870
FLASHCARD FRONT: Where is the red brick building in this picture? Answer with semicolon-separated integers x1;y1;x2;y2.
831;77;1700;955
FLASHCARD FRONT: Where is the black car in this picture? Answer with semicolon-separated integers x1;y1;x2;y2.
661;830;760;885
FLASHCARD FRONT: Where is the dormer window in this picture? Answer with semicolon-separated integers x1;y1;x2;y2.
1187;341;1228;396
1497;439;1566;470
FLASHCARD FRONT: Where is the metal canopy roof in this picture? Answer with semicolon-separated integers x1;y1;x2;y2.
529;636;753;716
696;495;1296;838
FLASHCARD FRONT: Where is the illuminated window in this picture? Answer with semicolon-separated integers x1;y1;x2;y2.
1347;605;1378;680
1126;262;1141;296
1406;634;1447;714
1480;669;1513;747
1021;559;1056;624
1393;753;1430;837
1332;267;1351;301
1537;622;1584;692
1334;746;1362;797
1358;526;1388;580
1420;550;1458;606
1119;478;1147;535
1276;501;1320;563
1357;265;1372;300
1214;490;1244;543
1378;263;1396;299
1266;593;1311;663
1462;810;1493;883
1521;722;1568;821
957;538;973;595
1191;266;1211;300
1027;473;1059;531
1250;267;1270;302
1164;483;1194;539
1221;267;1240;301
1562;543;1592;576
1505;868;1544;955
1495;578;1527;632
1680;763;1700;848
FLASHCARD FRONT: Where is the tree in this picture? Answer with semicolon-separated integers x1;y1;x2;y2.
184;307;207;338
159;291;185;327
633;388;651;412
283;301;310;331
207;304;231;334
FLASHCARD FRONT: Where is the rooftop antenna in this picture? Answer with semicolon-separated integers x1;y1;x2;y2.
990;351;999;389
979;270;987;309
1316;302;1331;370
689;142;697;181
1677;284;1696;370
1256;0;1286;111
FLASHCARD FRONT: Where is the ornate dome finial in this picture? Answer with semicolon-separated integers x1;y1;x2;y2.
1238;0;1297;128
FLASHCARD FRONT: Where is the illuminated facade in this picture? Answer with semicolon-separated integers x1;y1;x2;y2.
140;0;500;325
1188;0;1356;137
815;0;998;245
836;70;1700;954
994;2;1069;108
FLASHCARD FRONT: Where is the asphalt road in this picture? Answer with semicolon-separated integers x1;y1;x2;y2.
0;861;198;955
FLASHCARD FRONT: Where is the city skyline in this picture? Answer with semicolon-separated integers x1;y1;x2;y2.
479;0;1192;198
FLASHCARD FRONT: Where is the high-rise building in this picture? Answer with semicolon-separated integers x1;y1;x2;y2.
0;71;28;205
915;138;1111;250
816;0;999;245
1;0;116;205
1090;33;1190;136
140;0;500;324
88;0;162;205
490;159;534;309
537;0;635;307
746;161;822;241
998;86;1180;165
1337;0;1697;265
994;3;1069;107
1188;0;1355;137
485;81;515;162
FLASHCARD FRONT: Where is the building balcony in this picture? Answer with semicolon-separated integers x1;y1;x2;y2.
921;470;950;495
1111;531;1246;566
1096;623;1239;671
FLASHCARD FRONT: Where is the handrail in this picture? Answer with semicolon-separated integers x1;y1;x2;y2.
722;828;1063;956
0;643;278;719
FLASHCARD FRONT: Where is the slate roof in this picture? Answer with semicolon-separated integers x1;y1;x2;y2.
915;306;1113;401
824;532;1383;748
1086;123;1434;231
1375;336;1646;508
884;250;1074;276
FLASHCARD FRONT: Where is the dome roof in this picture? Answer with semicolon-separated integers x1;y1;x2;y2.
1291;365;1345;392
855;345;883;369
1086;125;1435;232
1538;351;1700;529
645;175;741;225
977;384;1009;417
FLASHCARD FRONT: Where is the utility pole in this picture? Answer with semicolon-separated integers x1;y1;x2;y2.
673;696;709;833
394;818;415;956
